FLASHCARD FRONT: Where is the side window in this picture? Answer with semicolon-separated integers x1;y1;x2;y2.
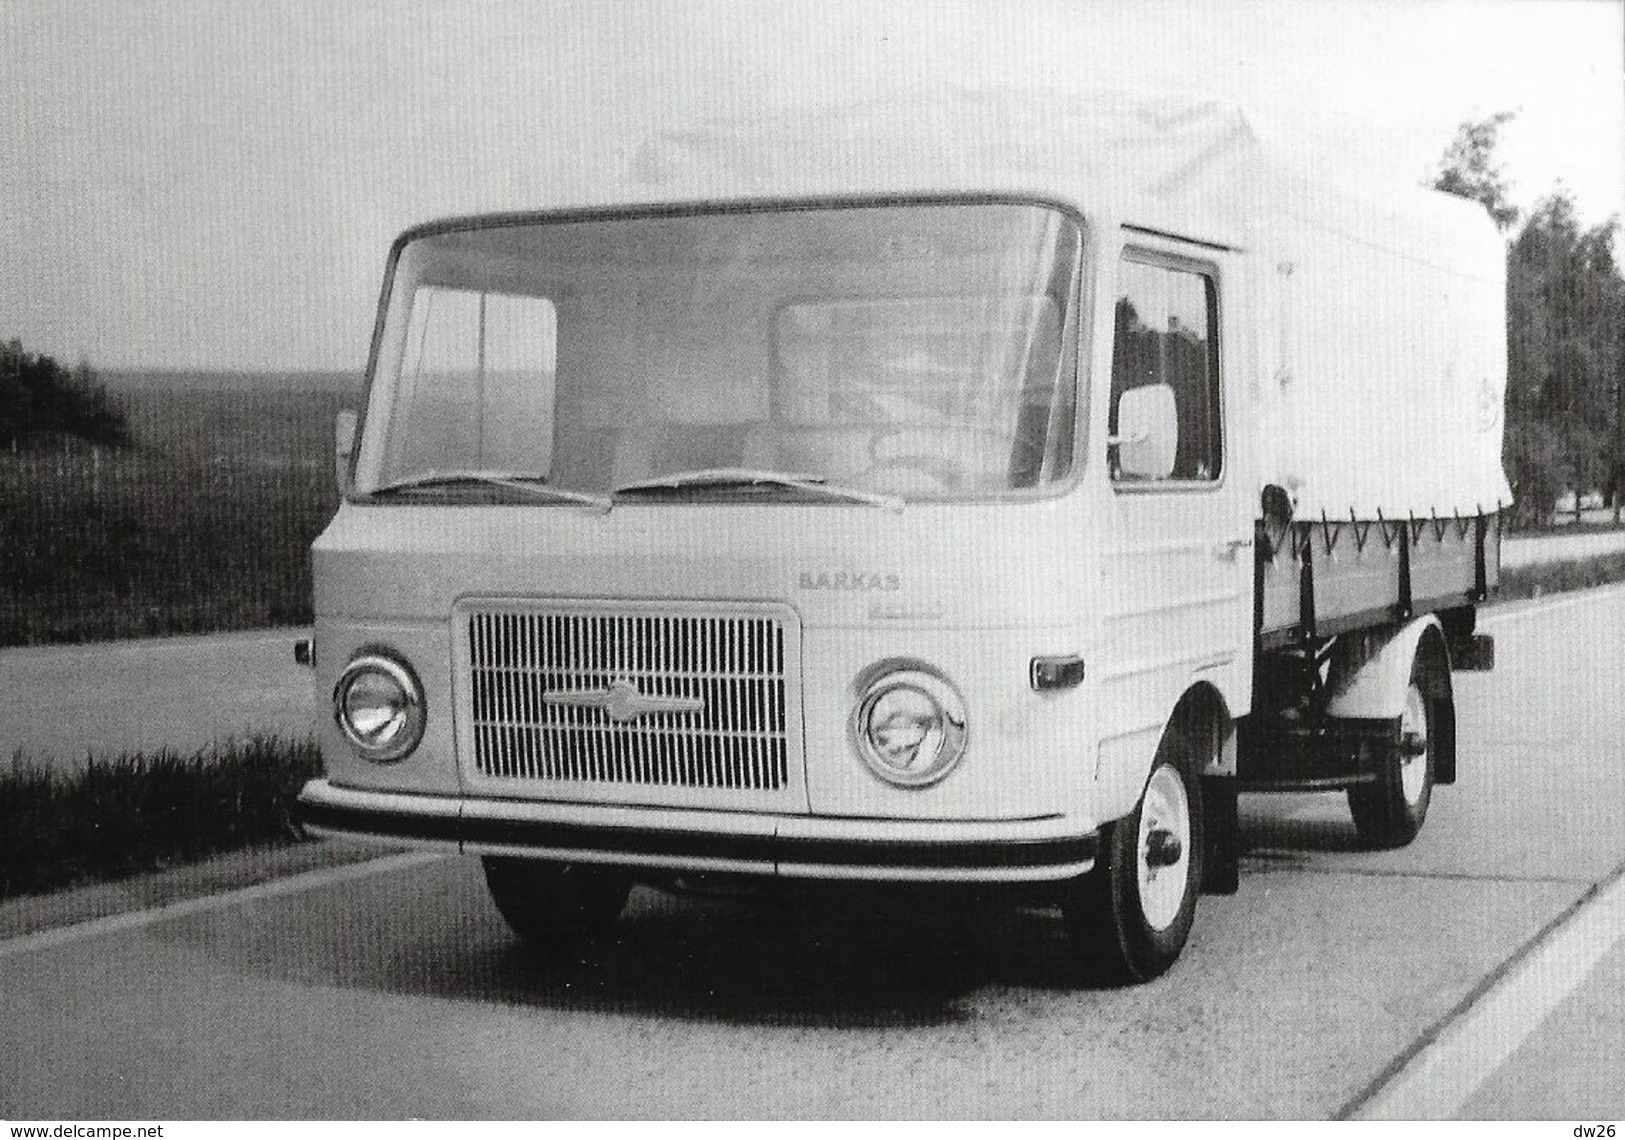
396;287;558;474
1109;257;1221;483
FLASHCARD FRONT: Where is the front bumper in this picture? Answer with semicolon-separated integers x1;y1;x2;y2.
296;779;1097;883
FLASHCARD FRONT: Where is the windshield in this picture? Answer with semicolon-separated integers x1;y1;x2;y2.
356;201;1084;502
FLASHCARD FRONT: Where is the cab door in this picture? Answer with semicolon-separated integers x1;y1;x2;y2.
1091;238;1252;821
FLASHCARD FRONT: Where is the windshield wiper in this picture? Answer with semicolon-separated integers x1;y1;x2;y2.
365;470;612;510
612;467;903;512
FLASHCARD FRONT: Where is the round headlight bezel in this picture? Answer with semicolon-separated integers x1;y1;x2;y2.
333;652;426;763
852;666;968;788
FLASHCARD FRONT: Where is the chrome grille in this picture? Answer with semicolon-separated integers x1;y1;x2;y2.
465;608;790;790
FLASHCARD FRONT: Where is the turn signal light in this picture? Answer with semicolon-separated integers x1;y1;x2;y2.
1030;654;1085;691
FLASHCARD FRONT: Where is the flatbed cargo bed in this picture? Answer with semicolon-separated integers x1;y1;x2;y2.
1257;509;1501;647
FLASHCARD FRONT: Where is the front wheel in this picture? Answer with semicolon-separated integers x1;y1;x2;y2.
1062;728;1205;984
482;857;632;963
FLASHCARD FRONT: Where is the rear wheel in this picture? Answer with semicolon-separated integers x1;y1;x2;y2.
1062;727;1205;984
482;857;632;963
1348;663;1436;848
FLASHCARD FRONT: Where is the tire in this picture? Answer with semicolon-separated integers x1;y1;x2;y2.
1347;659;1436;849
1062;726;1206;984
482;857;632;963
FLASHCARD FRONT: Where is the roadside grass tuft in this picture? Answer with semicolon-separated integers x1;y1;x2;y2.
1498;550;1625;601
0;736;321;901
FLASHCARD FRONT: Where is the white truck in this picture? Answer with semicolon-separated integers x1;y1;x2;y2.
296;87;1509;982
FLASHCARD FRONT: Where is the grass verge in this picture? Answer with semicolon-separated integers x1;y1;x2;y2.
1497;550;1625;601
1;735;320;902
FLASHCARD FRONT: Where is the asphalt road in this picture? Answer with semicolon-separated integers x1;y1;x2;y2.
0;627;315;766
1501;526;1625;570
1;586;1622;1119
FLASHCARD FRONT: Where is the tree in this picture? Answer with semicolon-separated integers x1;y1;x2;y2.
1431;112;1521;233
1503;194;1622;525
0;338;130;449
1432;114;1625;529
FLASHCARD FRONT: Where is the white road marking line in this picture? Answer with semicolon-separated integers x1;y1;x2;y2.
1353;870;1625;1120
0;630;311;661
0;850;450;960
1480;582;1625;628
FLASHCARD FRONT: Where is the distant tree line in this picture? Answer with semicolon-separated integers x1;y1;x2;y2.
1431;115;1625;528
0;338;130;449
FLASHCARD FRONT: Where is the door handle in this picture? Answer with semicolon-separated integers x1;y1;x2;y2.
1212;537;1253;562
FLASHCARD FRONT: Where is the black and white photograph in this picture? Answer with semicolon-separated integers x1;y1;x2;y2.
2;0;1622;1124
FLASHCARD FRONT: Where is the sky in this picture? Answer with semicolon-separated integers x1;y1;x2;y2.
2;0;1621;372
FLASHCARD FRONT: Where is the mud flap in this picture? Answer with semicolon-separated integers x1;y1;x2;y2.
1201;774;1240;894
1449;633;1495;672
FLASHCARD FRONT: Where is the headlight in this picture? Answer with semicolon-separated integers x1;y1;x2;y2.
852;667;968;787
334;652;425;762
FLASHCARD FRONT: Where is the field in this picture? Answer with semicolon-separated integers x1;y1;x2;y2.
0;372;359;646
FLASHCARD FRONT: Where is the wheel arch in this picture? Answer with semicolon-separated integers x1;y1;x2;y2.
1095;679;1239;825
1166;681;1237;778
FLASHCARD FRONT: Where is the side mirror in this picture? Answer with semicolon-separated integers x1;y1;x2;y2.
334;409;358;497
1111;383;1178;480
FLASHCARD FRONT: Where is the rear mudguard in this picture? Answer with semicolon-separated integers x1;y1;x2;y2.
1325;615;1456;785
1324;615;1443;721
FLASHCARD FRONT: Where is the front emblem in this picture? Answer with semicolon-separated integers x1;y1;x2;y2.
798;570;901;592
543;679;704;723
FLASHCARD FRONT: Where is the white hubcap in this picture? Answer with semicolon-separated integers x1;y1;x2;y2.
1399;683;1429;807
1137;764;1192;931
